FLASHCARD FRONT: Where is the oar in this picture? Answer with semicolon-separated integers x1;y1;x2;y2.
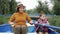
37;24;60;30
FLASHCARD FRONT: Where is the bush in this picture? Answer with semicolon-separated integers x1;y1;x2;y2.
48;16;60;33
0;16;5;25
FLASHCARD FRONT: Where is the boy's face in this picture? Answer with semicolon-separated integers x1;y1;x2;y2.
40;14;46;20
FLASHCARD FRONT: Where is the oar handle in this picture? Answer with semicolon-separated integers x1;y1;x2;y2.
37;24;60;30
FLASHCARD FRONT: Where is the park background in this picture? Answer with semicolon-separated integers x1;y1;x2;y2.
0;0;60;33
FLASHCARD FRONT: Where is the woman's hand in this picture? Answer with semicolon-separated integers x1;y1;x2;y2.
9;22;15;27
11;24;15;27
29;20;33;25
30;22;33;25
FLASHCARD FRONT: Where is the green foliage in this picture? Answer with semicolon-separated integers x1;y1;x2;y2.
48;16;60;33
0;0;10;15
0;16;4;25
9;0;17;14
0;0;17;15
0;16;10;25
26;9;33;14
53;0;60;15
36;1;51;14
48;16;60;26
36;1;44;13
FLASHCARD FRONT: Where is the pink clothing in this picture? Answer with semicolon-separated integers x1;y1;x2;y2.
35;18;49;32
37;18;48;24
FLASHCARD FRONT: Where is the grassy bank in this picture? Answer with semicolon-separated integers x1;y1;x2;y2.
0;16;10;24
48;16;60;27
48;16;60;33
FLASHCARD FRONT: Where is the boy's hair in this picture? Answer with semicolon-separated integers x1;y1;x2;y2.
39;13;45;17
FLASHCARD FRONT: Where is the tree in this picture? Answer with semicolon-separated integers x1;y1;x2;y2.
9;0;17;14
36;1;43;13
0;0;10;15
36;1;51;14
0;0;17;15
53;0;60;15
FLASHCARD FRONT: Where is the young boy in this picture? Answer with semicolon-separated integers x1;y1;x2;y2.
35;13;49;34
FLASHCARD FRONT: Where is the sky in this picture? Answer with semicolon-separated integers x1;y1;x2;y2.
40;0;54;10
16;0;53;10
16;0;38;10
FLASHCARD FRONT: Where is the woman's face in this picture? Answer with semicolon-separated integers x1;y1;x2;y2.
19;7;25;13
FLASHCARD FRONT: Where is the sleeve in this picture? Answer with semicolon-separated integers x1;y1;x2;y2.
46;18;50;25
37;19;40;23
46;21;50;25
26;13;32;22
9;13;15;24
35;19;40;24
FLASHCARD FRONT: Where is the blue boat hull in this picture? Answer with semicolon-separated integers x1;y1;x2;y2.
0;24;59;34
28;26;59;34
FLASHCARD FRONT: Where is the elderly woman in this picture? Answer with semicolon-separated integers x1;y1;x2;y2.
9;4;33;34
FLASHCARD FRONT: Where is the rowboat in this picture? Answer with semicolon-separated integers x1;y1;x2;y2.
0;21;60;34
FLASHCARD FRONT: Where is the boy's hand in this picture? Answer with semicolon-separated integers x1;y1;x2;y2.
42;24;45;26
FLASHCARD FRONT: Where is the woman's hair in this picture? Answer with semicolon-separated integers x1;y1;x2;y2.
16;7;20;12
16;4;25;12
